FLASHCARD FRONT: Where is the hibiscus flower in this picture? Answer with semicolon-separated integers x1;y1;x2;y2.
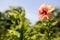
39;4;55;21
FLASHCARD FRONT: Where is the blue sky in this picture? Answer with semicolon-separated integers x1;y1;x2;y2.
0;0;60;25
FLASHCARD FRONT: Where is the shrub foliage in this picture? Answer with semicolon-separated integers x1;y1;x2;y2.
0;7;60;40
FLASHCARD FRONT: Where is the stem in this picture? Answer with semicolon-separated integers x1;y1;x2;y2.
20;25;24;40
47;27;51;40
47;20;52;40
20;20;24;40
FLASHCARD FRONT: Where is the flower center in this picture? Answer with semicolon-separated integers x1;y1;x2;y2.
42;9;47;15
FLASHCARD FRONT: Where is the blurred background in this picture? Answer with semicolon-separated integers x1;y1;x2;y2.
0;0;60;40
0;0;60;25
